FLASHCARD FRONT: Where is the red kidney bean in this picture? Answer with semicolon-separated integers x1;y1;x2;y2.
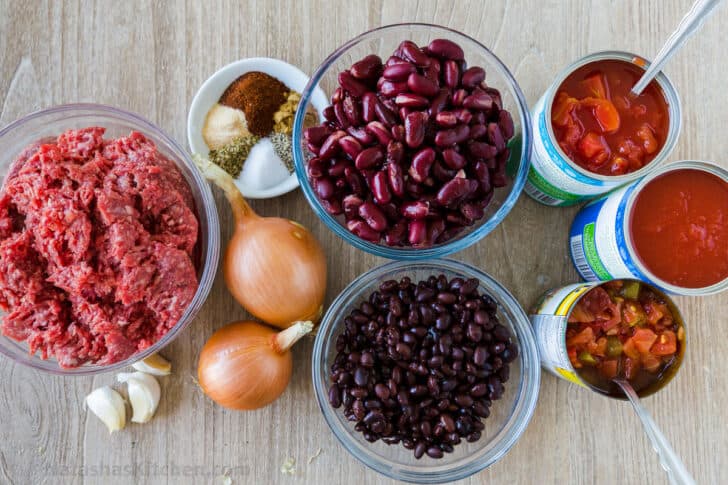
460;202;484;222
468;141;498;160
343;96;362;125
323;106;336;123
314;177;335;199
304;125;334;146
374;100;398;127
437;173;474;207
371;171;391;204
407;73;439;97
384;220;407;246
319;130;346;160
398;106;412;121
382;62;417;81
432;161;456;182
332;87;344;104
404;112;426;148
408;220;427;245
399;40;431;67
442;60;461;89
498;110;514;139
427;39;465;60
344;167;365;195
463;91;493;111
350;54;383;80
422;58;441;82
346;125;375;145
361;92;378;123
461;66;486;88
483;87;502;110
320;197;343;215
339;135;363;160
386;140;404;165
451;88;467;107
428;89;450;116
387;161;405;197
435;124;469;147
472;111;486;125
342;194;364;219
446;210;468;226
334;101;350;128
391;124;405;142
306;142;321;155
487;123;506;152
492;149;509;187
365;120;392;145
469;124;487;140
359;202;388;231
409;147;436;182
307;157;326;178
338;71;369;98
329;159;350;177
474;160;492;193
379;80;409;97
377;202;399;221
346;219;380;242
385;55;409;66
427;218;446;244
442;148;467;170
355;146;384;170
435;111;458;127
401;201;429;219
452;108;473;125
395;93;429;108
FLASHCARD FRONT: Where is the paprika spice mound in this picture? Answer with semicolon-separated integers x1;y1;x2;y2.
219;72;289;136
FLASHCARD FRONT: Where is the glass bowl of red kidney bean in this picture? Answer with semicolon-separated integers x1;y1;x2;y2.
293;24;532;260
312;259;540;482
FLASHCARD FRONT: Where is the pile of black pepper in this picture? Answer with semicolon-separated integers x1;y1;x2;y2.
328;274;518;459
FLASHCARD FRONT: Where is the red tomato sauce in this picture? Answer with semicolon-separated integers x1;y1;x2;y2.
551;59;670;176
630;168;728;288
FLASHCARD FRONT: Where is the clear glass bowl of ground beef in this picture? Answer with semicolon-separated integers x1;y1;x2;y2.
312;259;540;483
293;24;532;260
0;104;219;375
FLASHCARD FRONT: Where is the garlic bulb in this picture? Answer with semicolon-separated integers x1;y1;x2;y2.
117;372;161;423
132;353;172;376
85;386;127;433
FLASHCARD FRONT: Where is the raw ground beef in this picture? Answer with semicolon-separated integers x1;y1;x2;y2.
0;127;200;368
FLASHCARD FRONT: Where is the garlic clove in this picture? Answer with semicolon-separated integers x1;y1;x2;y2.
117;371;161;423
132;353;172;376
85;386;127;433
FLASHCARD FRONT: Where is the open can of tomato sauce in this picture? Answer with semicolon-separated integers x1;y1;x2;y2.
530;279;685;398
524;51;682;206
569;160;728;296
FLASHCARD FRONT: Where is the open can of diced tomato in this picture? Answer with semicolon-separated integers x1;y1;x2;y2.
525;51;682;206
569;160;728;296
530;279;686;398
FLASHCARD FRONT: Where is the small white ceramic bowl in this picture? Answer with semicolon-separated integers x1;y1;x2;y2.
188;57;328;199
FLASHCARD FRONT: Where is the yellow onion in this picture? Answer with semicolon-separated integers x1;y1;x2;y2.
195;156;327;328
197;320;313;410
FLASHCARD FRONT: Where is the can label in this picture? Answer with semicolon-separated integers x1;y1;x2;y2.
568;182;658;287
530;283;595;387
525;96;615;206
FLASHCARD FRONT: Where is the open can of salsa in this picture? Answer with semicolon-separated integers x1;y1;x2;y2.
530;279;686;398
525;51;682;206
569;160;728;296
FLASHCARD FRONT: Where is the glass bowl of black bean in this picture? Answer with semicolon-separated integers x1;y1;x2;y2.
312;258;540;483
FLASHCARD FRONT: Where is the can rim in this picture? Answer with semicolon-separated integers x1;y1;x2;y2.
621;160;728;295
557;279;687;399
542;50;682;183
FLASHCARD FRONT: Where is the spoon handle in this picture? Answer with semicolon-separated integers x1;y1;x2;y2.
615;379;696;485
632;0;723;95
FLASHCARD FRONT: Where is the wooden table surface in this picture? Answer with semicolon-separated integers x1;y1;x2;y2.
1;1;726;484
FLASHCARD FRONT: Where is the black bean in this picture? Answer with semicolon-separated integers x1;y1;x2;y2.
470;383;488;397
414;441;426;459
354;367;369;387
360;351;374;367
426;446;444;459
493;324;511;342
329;384;342;408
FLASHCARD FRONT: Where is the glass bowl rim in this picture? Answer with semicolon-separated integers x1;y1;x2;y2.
0;103;220;375
292;23;533;260
311;258;541;483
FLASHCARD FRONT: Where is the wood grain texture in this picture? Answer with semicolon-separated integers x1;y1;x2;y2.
0;0;726;483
